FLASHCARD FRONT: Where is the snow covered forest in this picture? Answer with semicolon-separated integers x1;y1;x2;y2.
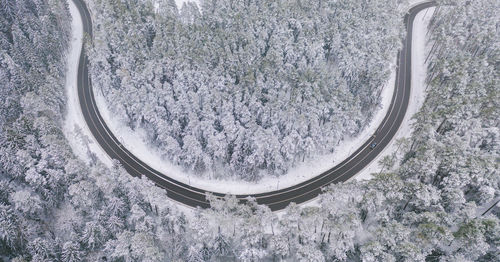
0;0;499;261
88;0;403;180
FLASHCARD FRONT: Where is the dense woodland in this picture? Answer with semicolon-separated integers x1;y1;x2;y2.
88;0;404;180
0;0;499;261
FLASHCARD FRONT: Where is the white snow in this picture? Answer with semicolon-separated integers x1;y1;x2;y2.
174;0;200;10
65;0;434;200
63;0;112;167
350;6;435;181
52;202;79;240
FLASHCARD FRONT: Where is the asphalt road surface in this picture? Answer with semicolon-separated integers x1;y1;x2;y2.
73;0;436;211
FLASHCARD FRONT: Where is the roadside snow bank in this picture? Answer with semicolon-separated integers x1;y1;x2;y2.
352;6;435;181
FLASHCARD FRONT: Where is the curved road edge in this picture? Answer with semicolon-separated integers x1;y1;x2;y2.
73;0;436;211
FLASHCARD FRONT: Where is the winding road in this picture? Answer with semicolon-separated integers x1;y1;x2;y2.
73;0;436;211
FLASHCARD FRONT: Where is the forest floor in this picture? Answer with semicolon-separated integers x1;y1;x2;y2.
64;0;434;196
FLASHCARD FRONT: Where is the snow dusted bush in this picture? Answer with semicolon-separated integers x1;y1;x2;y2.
88;0;403;180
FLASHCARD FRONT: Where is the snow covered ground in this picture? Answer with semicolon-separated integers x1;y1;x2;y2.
65;0;434;197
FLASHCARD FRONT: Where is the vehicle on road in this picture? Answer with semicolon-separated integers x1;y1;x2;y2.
370;142;377;149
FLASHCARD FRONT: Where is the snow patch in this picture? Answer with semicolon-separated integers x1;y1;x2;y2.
52;202;79;240
174;0;200;10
